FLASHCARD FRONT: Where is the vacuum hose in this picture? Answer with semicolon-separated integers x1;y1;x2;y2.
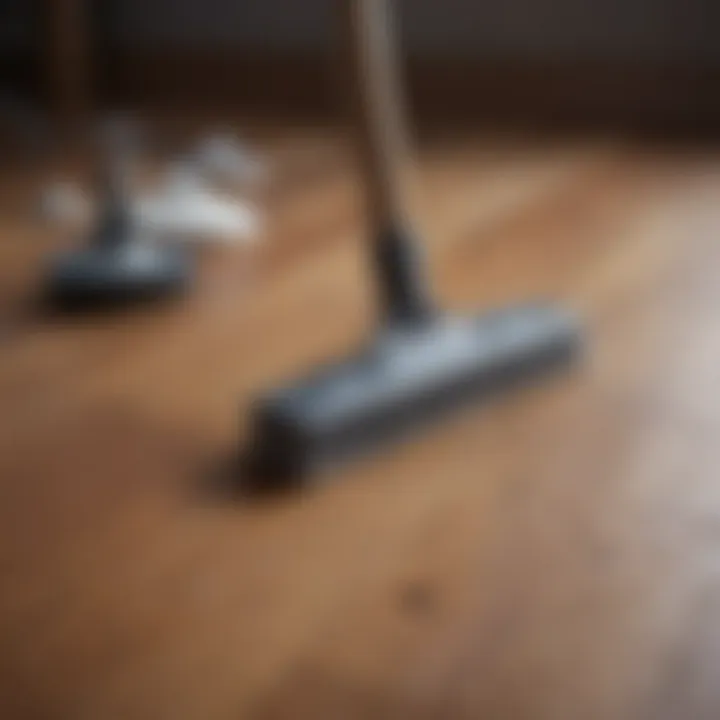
339;0;435;326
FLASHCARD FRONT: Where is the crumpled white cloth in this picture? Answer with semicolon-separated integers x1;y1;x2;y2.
134;167;261;244
40;170;262;246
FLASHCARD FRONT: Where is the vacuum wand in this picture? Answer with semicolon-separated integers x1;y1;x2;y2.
339;0;433;325
93;125;136;250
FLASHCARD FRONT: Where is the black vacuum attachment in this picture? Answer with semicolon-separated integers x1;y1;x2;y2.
244;0;580;483
45;126;192;309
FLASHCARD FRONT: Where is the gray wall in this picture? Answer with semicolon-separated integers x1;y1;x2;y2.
112;0;711;62
0;0;33;51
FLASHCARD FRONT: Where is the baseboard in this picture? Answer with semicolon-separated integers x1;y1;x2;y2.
106;50;720;137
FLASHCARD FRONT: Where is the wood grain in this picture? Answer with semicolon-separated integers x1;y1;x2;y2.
1;126;720;719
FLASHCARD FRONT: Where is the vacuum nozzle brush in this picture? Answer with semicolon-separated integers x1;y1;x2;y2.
46;242;191;308
247;305;579;482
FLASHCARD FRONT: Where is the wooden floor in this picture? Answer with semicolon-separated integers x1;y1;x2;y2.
2;127;720;719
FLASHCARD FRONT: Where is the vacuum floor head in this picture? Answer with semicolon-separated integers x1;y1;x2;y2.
46;241;192;308
240;0;582;488
246;304;579;483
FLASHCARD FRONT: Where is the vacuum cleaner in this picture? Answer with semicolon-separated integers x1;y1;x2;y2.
45;125;192;308
244;0;580;482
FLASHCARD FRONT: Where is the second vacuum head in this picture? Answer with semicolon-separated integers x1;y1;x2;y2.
46;241;192;308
